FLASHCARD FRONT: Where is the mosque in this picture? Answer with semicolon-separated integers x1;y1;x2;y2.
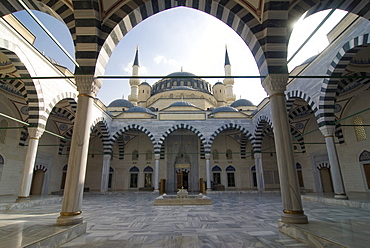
0;1;369;246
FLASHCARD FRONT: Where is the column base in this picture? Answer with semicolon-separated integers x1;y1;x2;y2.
281;212;308;224
16;196;30;203
56;214;83;226
334;194;348;200
153;189;159;193
100;190;108;195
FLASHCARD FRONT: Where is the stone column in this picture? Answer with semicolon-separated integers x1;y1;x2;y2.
262;74;308;224
254;153;265;191
100;154;112;194
319;126;348;199
56;75;101;226
205;153;212;190
16;127;44;202
154;154;160;192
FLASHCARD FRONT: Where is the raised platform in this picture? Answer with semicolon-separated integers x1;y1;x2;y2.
153;194;212;206
0;195;86;247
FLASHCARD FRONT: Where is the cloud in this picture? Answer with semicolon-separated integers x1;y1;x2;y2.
153;55;180;69
122;61;149;75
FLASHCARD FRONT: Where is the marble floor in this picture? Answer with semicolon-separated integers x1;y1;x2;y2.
1;192;370;247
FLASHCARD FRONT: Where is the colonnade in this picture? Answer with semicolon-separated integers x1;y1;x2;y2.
15;74;352;226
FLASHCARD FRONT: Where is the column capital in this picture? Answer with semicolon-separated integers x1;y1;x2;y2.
75;75;102;97
205;153;211;160
154;154;160;160
262;74;288;96
28;127;44;139
254;153;262;159
319;125;336;137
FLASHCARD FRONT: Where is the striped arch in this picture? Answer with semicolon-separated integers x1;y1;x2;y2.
336;72;370;96
58;129;72;155
209;123;253;154
90;118;112;154
317;162;330;170
0;1;76;42
290;126;306;154
286;90;318;113
0;48;44;129
253;116;273;153
34;164;47;172
156;124;207;154
52;105;75;155
44;93;78;120
95;1;267;76
318;34;370;127
112;124;155;159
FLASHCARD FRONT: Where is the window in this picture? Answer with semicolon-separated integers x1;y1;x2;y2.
226;149;233;160
132;150;139;160
212;165;222;185
296;163;304;187
108;167;114;188
359;150;370;190
129;166;139;188
0;154;4;181
61;164;68;189
354;117;367;141
146;150;152;160
212;149;219;160
0;119;8;144
144;166;153;187
251;166;257;187
226;165;236;187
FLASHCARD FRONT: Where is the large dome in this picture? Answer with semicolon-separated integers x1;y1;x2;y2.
151;71;212;96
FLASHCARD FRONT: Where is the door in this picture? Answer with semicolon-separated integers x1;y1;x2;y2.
30;169;44;195
176;171;188;190
320;168;333;193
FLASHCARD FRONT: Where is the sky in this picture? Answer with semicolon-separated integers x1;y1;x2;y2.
13;7;347;106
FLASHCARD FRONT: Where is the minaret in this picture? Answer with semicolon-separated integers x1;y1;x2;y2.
128;47;140;105
223;46;236;105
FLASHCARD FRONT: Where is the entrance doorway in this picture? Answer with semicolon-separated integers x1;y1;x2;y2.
30;169;44;195
320;167;334;193
177;171;188;190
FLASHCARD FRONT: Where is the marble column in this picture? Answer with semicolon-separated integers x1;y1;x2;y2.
100;154;112;194
16;127;44;202
254;153;265;191
262;74;308;224
154;154;160;192
56;75;101;226
319;126;348;199
205;153;212;191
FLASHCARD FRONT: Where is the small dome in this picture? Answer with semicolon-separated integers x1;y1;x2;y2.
166;71;197;78
169;101;195;107
141;82;150;86
231;99;254;107
210;106;239;114
108;99;134;108
213;82;224;86
125;106;154;115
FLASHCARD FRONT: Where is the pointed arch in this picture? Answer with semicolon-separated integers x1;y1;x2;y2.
156;123;206;153
286;90;318;114
91;118;112;154
318;34;370;127
253;116;273;153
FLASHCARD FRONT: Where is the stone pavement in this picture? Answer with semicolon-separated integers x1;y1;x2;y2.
1;192;370;247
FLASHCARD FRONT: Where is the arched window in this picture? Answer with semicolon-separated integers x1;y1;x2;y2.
354;117;367;141
212;149;219;160
144;166;153;188
226;149;233;160
226;165;236;187
61;164;68;189
251;165;257;187
359;150;370;190
296;163;304;187
0;154;4;181
146;150;152;160
212;165;222;185
108;167;114;189
129;166;139;188
132;150;139;160
0;119;8;144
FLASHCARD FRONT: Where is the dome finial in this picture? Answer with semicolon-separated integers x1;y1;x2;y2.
225;45;230;66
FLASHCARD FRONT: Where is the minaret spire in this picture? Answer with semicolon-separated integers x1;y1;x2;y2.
128;46;140;105
223;45;236;105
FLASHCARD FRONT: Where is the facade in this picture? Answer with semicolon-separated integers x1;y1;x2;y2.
0;0;369;226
